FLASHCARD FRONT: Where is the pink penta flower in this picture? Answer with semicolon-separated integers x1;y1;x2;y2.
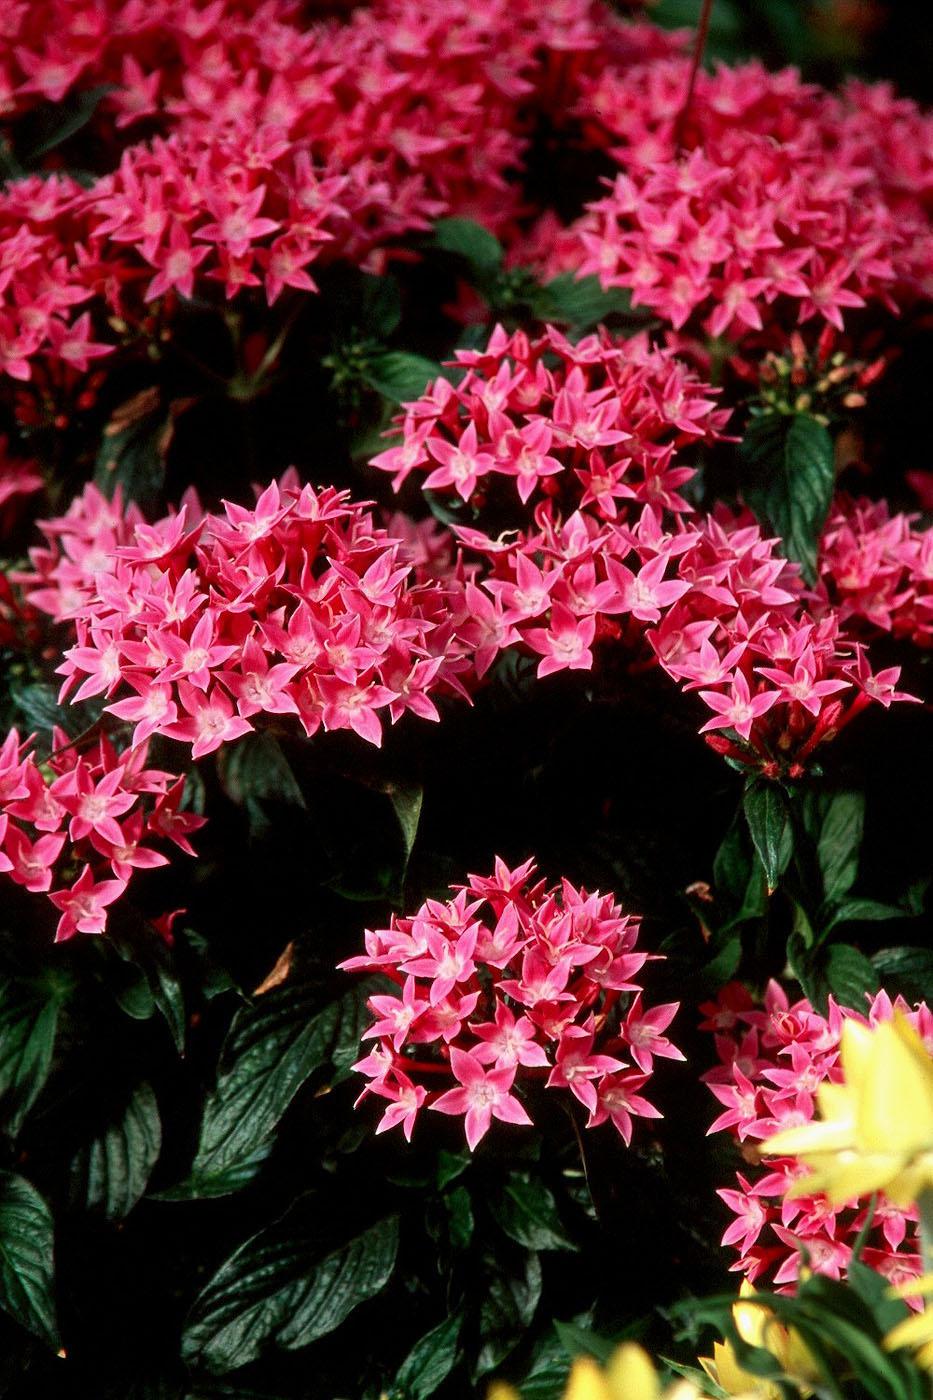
371;1071;428;1143
430;1047;531;1150
49;864;127;941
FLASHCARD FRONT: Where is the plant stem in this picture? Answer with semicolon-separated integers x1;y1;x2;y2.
674;0;715;154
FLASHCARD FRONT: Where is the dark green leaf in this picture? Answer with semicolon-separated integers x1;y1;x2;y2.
359;274;402;337
824;944;879;1010
845;1259;911;1334
702;936;742;986
70;1082;162;1220
151;1144;272;1203
217;733;306;809
0;1172;58;1350
362;352;442;404
22;86;114;162
109;925;186;1054
386;782;422;881
95;388;173;509
184;982;370;1191
432;218;503;273
533;274;636;331
826;898;909;933
872;947;933;1002
553;1321;615;1364
817;791;864;902
491;1176;576;1253
0;972;70;1138
474;1251;542;1378
443;1185;474;1251
393;1312;462;1400
740;412;835;584
182;1213;398;1373
436;1150;470;1190
742;779;790;893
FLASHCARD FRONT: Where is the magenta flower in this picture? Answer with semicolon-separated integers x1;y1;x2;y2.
49;864;127;942
430;1048;531;1150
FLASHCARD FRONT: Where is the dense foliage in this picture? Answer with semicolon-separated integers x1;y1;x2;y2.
0;1;931;1397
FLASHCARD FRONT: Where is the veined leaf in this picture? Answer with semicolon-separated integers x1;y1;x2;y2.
0;1172;58;1350
740;412;835;584
70;1082;162;1220
181;1212;398;1373
182;982;370;1193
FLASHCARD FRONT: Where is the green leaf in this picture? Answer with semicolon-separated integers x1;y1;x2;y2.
359;273;402;337
533;274;636;331
184;982;370;1192
362;352;443;404
70;1082;162;1220
702;936;742;986
21;85;114;162
443;1185;474;1251
182;1213;398;1373
845;1259;911;1334
817;791;864;902
386;782;422;881
0;1171;58;1350
0;972;69;1138
825;898;909;933
393;1312;462;1400
217;733;306;809
109;925;186;1054
435;1150;470;1190
95;388;174;510
491;1176;576;1253
740;412;835;584
8;681;81;739
474;1251;542;1379
872;947;933;1002
432;218;503;274
824;944;879;1010
151;1144;272;1203
553;1321;615;1364
742;779;791;893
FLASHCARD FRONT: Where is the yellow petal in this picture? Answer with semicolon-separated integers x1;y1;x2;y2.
564;1356;614;1400
838;1018;875;1093
885;1308;933;1354
808;1152;908;1207
698;1341;779;1399
855;1016;933;1154
888;1272;933;1301
487;1385;521;1400
605;1344;659;1400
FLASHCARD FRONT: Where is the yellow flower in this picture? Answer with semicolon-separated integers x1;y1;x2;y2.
762;1013;933;1208
885;1272;933;1373
698;1284;818;1398
490;1344;714;1400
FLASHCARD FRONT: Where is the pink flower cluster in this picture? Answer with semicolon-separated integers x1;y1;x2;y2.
531;58;933;338
701;981;926;1295
819;496;933;648
18;475;488;755
0;726;203;941
0;0;683;385
373;325;917;772
341;857;680;1149
0;174;113;383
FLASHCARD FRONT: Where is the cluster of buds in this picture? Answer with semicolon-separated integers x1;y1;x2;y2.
736;329;888;423
342;857;681;1149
